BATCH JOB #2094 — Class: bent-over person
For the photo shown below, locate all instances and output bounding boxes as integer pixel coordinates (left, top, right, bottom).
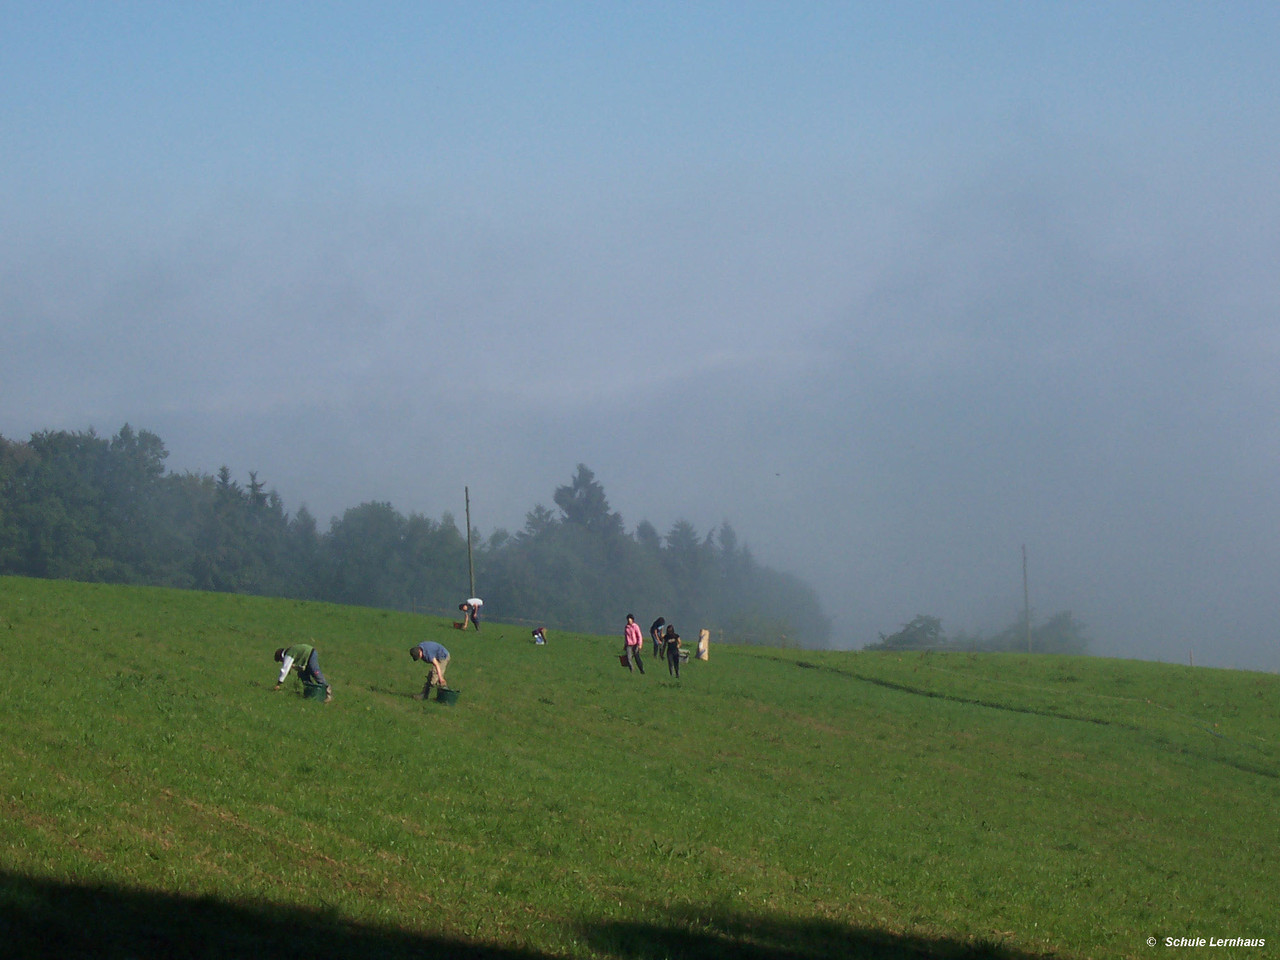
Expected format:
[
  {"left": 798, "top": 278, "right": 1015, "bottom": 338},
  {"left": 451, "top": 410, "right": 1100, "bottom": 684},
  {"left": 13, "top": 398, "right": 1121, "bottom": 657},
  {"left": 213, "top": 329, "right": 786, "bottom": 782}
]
[
  {"left": 273, "top": 643, "right": 332, "bottom": 702},
  {"left": 411, "top": 640, "right": 451, "bottom": 698}
]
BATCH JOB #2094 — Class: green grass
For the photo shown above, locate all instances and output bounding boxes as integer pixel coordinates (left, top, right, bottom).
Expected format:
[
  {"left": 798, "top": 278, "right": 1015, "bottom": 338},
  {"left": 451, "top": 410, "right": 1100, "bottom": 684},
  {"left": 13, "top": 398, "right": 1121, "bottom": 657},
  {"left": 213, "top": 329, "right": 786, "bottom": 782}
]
[{"left": 1, "top": 576, "right": 1277, "bottom": 959}]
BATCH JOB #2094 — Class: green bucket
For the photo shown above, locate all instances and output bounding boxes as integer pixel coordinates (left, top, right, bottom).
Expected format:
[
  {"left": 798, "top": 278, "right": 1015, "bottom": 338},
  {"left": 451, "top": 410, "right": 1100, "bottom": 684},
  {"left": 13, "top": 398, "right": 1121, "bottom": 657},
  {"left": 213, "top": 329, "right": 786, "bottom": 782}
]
[
  {"left": 303, "top": 682, "right": 328, "bottom": 701},
  {"left": 435, "top": 687, "right": 461, "bottom": 706}
]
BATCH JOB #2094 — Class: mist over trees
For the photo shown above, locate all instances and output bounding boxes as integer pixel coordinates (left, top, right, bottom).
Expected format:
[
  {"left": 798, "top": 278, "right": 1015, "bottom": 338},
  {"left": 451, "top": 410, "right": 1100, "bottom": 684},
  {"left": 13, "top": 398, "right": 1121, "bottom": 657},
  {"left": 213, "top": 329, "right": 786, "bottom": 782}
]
[
  {"left": 0, "top": 428, "right": 830, "bottom": 646},
  {"left": 868, "top": 611, "right": 1090, "bottom": 654}
]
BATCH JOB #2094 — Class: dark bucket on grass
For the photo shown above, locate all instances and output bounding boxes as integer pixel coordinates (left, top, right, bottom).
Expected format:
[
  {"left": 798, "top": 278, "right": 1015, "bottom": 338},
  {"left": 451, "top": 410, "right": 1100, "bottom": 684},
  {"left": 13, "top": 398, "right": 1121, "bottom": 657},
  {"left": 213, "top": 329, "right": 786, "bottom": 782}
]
[
  {"left": 435, "top": 687, "right": 460, "bottom": 706},
  {"left": 303, "top": 682, "right": 328, "bottom": 701}
]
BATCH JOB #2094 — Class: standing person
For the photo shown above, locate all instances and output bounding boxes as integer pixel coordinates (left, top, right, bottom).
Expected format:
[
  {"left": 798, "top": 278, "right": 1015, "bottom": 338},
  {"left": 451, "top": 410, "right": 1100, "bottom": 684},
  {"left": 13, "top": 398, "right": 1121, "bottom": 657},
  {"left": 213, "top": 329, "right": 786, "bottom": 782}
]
[
  {"left": 459, "top": 597, "right": 483, "bottom": 631},
  {"left": 622, "top": 614, "right": 645, "bottom": 673},
  {"left": 649, "top": 616, "right": 666, "bottom": 659},
  {"left": 410, "top": 640, "right": 450, "bottom": 698},
  {"left": 273, "top": 643, "right": 332, "bottom": 702},
  {"left": 663, "top": 625, "right": 683, "bottom": 678}
]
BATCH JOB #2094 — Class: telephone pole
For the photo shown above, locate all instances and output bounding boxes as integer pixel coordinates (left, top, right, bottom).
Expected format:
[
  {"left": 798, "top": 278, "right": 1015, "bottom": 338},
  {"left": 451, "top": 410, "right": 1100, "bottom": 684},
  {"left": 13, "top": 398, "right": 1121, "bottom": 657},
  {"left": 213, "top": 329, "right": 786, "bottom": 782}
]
[
  {"left": 1023, "top": 544, "right": 1031, "bottom": 653},
  {"left": 465, "top": 486, "right": 475, "bottom": 600}
]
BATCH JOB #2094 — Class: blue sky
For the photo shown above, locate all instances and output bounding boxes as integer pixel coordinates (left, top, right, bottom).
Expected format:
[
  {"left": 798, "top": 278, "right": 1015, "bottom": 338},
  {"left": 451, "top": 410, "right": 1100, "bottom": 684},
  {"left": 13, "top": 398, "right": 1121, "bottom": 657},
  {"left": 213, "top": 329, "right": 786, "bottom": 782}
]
[{"left": 4, "top": 3, "right": 1279, "bottom": 668}]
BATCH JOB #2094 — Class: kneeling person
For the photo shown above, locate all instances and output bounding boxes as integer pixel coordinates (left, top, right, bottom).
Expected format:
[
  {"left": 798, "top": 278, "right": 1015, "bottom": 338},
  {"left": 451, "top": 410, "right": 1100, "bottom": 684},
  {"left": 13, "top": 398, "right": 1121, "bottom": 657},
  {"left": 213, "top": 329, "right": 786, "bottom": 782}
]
[{"left": 273, "top": 643, "right": 332, "bottom": 702}]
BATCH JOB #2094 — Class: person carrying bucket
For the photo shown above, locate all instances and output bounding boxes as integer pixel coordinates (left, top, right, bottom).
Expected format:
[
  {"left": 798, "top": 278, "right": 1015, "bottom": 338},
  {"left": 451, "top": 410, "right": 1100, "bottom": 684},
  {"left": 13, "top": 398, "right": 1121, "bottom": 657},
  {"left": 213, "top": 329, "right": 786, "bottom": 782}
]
[
  {"left": 622, "top": 614, "right": 645, "bottom": 673},
  {"left": 273, "top": 643, "right": 332, "bottom": 702},
  {"left": 411, "top": 640, "right": 451, "bottom": 698}
]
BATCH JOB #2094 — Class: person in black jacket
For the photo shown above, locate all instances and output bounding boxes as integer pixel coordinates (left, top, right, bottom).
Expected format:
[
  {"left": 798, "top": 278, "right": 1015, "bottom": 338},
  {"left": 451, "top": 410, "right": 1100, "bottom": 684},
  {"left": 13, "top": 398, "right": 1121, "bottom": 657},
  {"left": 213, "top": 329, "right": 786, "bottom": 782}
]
[{"left": 663, "top": 625, "right": 682, "bottom": 678}]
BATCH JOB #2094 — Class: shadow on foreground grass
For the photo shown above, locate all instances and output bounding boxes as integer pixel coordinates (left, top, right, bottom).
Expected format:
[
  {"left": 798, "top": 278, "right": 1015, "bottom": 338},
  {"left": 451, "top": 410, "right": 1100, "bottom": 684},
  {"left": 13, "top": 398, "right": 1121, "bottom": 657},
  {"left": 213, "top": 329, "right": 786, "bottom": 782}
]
[
  {"left": 0, "top": 871, "right": 539, "bottom": 960},
  {"left": 0, "top": 871, "right": 1050, "bottom": 960},
  {"left": 582, "top": 907, "right": 1049, "bottom": 960}
]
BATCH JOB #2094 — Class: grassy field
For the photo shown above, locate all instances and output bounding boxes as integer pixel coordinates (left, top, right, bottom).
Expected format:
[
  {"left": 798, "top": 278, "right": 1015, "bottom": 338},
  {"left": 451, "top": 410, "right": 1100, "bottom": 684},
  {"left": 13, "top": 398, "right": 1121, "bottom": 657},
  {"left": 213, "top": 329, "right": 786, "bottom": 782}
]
[{"left": 1, "top": 576, "right": 1277, "bottom": 959}]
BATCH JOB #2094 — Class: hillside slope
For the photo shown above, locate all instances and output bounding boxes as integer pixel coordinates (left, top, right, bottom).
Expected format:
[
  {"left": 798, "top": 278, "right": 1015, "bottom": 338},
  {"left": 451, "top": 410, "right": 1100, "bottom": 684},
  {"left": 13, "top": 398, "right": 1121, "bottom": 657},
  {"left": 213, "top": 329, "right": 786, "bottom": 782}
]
[{"left": 1, "top": 576, "right": 1276, "bottom": 959}]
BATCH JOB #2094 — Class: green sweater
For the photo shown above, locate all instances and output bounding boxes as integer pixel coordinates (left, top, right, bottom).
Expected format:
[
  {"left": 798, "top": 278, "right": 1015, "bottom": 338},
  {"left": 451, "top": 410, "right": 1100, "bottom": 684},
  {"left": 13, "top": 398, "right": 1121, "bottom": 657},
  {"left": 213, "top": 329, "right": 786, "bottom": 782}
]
[{"left": 283, "top": 644, "right": 314, "bottom": 675}]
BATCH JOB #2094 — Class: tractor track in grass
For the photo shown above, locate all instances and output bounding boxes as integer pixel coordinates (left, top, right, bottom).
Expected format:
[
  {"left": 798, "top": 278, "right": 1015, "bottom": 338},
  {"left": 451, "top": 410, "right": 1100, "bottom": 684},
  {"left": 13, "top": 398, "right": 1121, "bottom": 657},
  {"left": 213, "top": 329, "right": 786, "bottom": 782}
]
[{"left": 770, "top": 655, "right": 1280, "bottom": 780}]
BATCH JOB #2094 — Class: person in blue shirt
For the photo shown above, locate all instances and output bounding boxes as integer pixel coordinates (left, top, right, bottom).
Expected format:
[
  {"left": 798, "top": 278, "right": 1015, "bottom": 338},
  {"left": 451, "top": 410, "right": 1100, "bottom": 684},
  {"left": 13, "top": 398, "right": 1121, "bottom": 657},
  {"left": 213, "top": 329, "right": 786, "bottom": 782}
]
[{"left": 411, "top": 640, "right": 450, "bottom": 699}]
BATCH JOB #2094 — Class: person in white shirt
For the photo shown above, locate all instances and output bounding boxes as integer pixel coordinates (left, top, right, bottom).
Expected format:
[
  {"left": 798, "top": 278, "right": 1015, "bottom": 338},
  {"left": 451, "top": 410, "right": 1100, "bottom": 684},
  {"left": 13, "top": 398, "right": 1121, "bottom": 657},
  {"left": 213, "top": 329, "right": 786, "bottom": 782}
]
[{"left": 458, "top": 597, "right": 483, "bottom": 631}]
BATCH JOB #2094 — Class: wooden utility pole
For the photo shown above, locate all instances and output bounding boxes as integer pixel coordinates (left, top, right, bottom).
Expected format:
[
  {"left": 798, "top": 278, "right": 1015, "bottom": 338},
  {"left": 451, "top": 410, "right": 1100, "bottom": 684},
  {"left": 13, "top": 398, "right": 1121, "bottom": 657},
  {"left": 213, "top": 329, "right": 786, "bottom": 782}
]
[
  {"left": 1023, "top": 544, "right": 1031, "bottom": 653},
  {"left": 465, "top": 486, "right": 475, "bottom": 599}
]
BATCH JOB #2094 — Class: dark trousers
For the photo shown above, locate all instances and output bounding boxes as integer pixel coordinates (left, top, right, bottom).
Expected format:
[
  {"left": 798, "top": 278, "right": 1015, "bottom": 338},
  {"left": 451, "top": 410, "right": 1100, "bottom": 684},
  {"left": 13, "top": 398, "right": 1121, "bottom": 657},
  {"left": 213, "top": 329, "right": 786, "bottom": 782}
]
[
  {"left": 666, "top": 647, "right": 681, "bottom": 677},
  {"left": 301, "top": 650, "right": 328, "bottom": 687},
  {"left": 626, "top": 646, "right": 645, "bottom": 673}
]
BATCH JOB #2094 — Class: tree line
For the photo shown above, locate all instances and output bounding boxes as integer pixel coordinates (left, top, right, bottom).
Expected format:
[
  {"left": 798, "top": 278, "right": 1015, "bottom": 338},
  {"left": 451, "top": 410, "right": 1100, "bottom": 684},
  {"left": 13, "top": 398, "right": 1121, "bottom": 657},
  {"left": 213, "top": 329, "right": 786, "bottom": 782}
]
[{"left": 0, "top": 426, "right": 831, "bottom": 646}]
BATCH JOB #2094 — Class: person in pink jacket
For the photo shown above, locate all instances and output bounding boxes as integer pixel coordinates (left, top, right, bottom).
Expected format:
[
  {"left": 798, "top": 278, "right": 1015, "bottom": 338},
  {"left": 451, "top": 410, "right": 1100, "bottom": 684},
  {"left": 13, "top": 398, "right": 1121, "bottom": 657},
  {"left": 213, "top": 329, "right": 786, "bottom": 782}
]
[{"left": 622, "top": 613, "right": 645, "bottom": 674}]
